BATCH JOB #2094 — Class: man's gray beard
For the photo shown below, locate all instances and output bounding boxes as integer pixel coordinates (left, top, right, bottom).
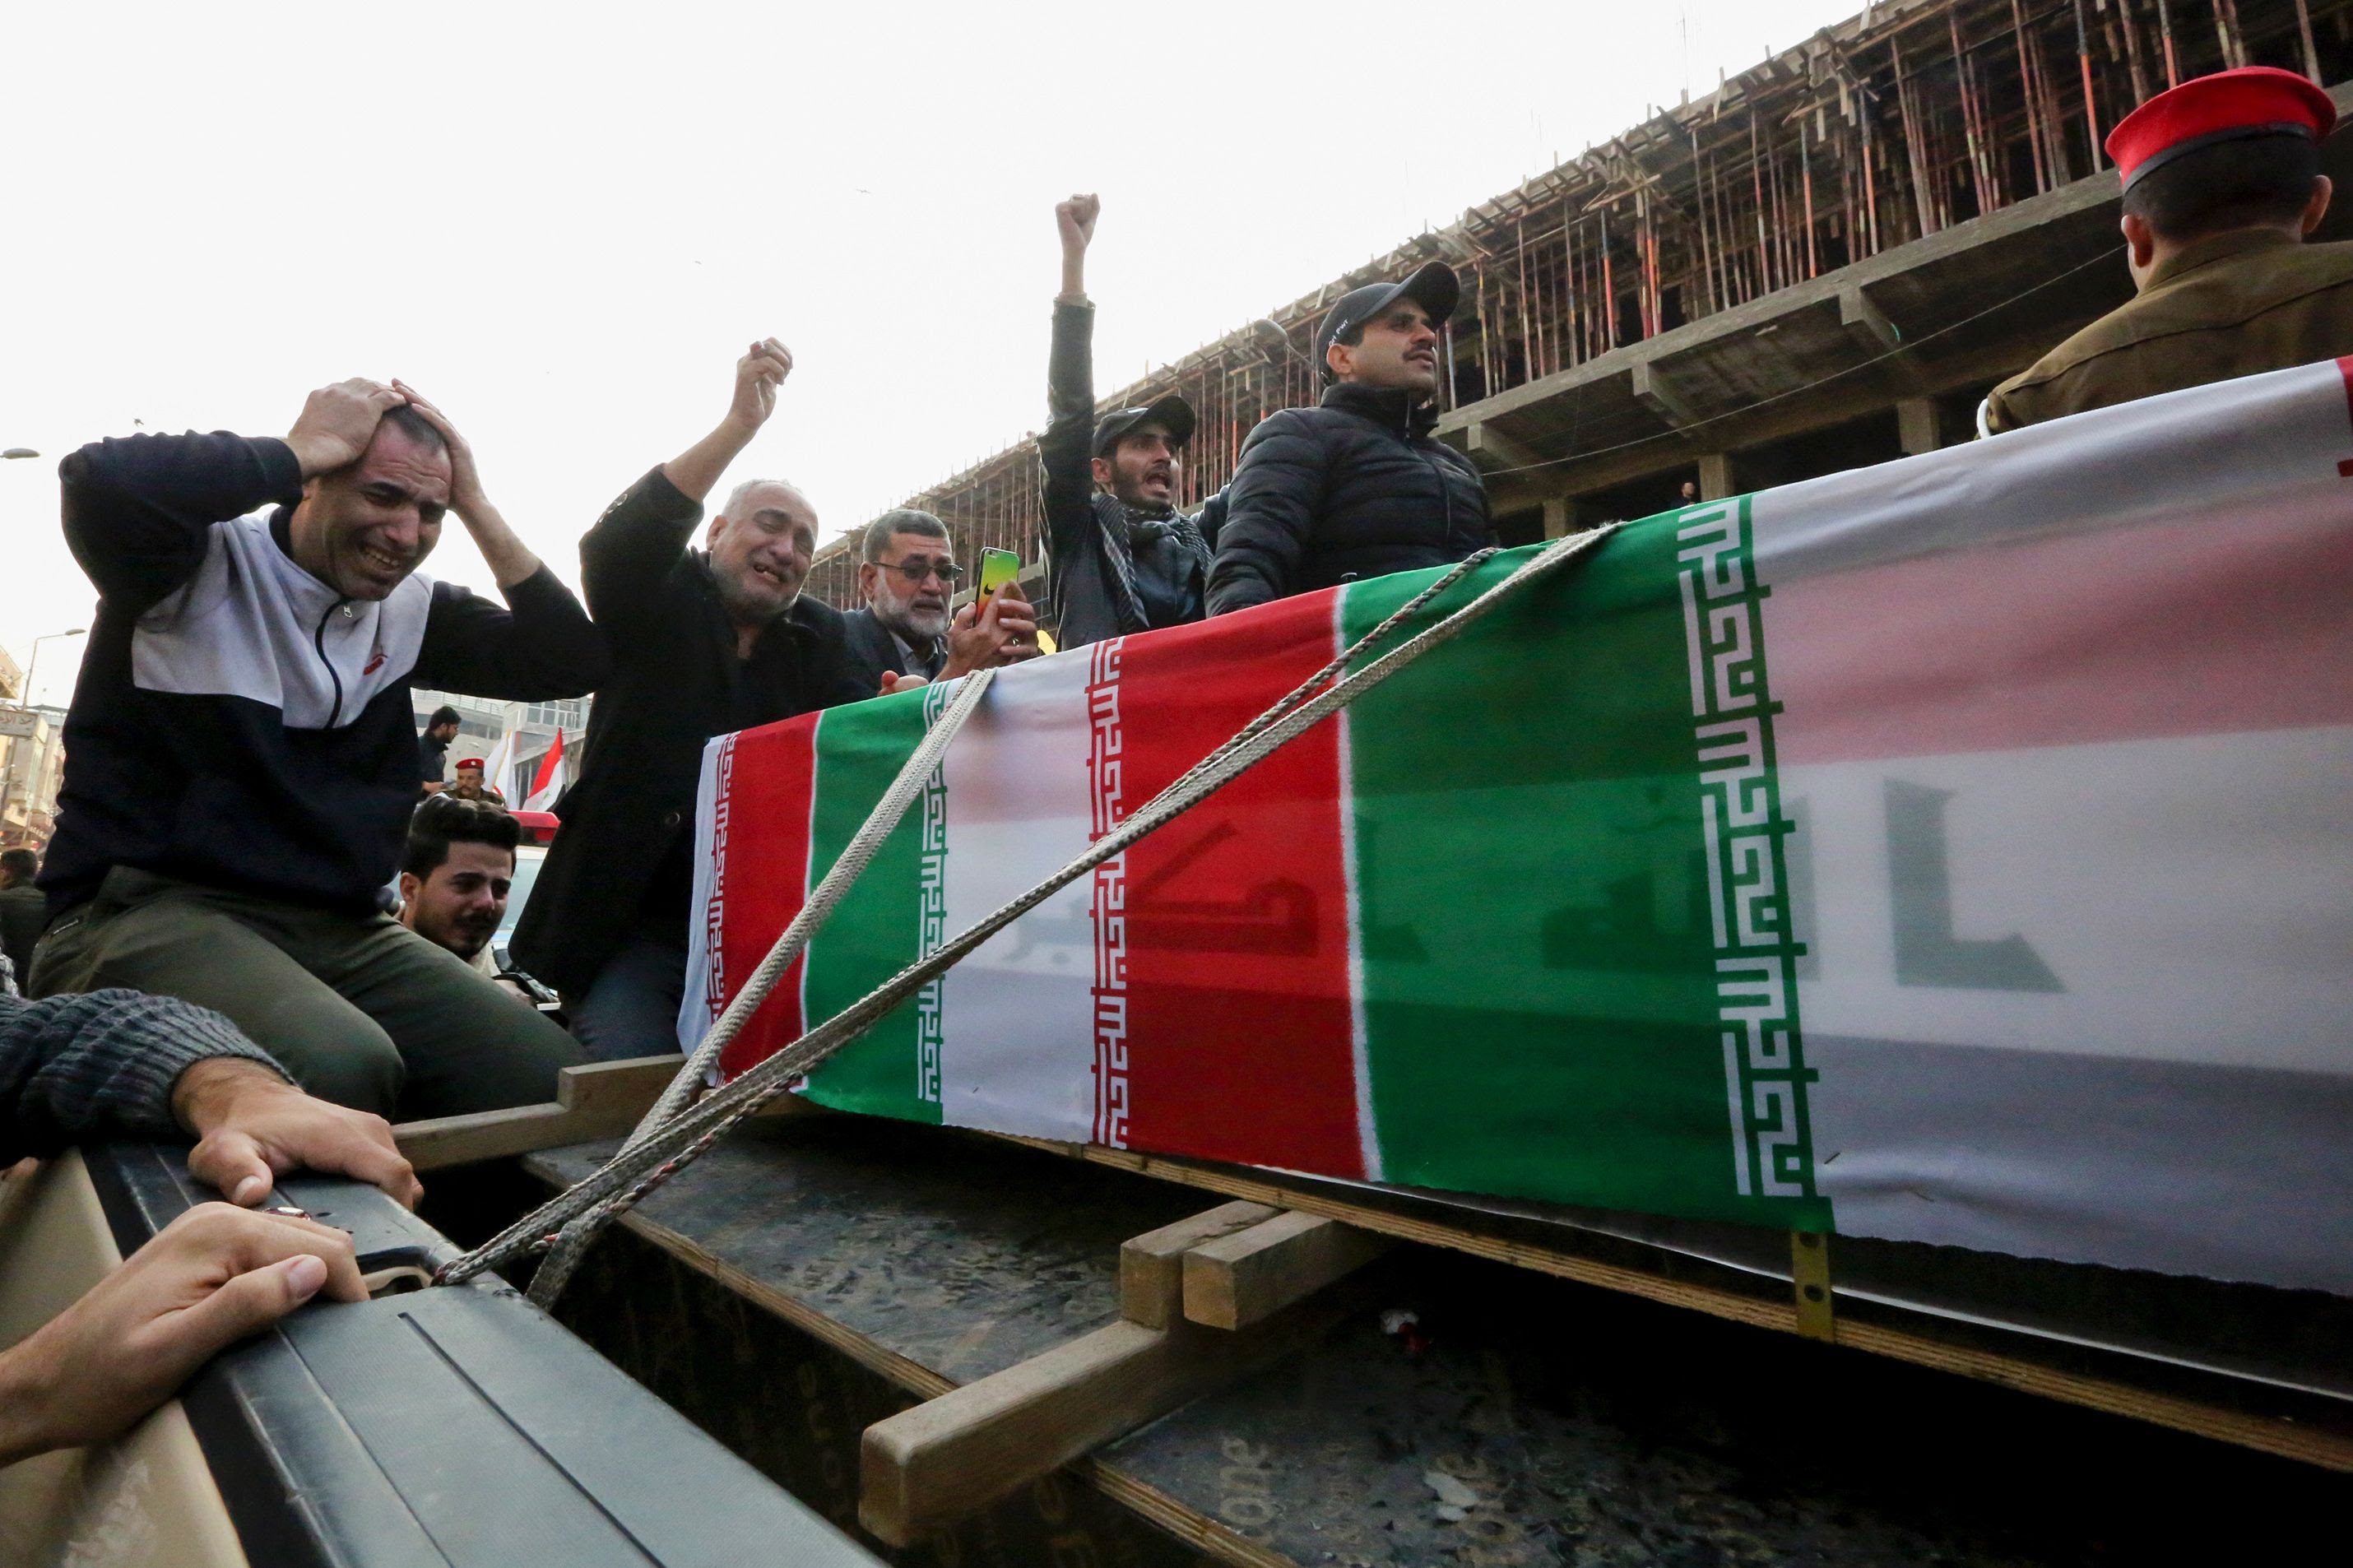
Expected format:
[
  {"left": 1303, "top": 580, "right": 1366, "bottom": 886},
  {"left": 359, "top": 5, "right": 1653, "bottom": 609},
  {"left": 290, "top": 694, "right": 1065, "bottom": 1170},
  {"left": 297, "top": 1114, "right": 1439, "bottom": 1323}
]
[
  {"left": 713, "top": 566, "right": 797, "bottom": 628},
  {"left": 879, "top": 604, "right": 949, "bottom": 643},
  {"left": 874, "top": 587, "right": 948, "bottom": 645}
]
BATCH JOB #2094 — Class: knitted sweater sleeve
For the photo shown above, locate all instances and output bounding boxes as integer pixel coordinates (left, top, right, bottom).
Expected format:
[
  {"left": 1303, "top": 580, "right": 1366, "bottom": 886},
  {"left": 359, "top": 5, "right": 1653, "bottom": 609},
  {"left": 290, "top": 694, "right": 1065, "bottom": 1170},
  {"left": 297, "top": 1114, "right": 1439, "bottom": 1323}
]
[{"left": 0, "top": 990, "right": 285, "bottom": 1162}]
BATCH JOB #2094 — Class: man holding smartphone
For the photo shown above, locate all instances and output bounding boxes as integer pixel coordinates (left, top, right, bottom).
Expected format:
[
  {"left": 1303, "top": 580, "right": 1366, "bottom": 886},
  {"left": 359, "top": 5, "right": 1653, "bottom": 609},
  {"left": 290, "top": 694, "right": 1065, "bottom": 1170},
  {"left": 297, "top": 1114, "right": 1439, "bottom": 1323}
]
[
  {"left": 840, "top": 511, "right": 1037, "bottom": 694},
  {"left": 1042, "top": 195, "right": 1220, "bottom": 650}
]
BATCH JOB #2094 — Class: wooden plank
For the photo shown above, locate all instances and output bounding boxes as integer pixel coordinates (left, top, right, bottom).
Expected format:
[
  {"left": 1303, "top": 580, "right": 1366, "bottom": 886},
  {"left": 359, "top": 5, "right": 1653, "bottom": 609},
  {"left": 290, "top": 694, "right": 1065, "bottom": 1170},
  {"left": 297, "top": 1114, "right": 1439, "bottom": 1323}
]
[
  {"left": 996, "top": 1130, "right": 2353, "bottom": 1474},
  {"left": 397, "top": 1055, "right": 810, "bottom": 1171},
  {"left": 1120, "top": 1201, "right": 1279, "bottom": 1329},
  {"left": 1182, "top": 1211, "right": 1392, "bottom": 1330},
  {"left": 860, "top": 1310, "right": 1323, "bottom": 1547},
  {"left": 559, "top": 1193, "right": 1293, "bottom": 1568},
  {"left": 545, "top": 1132, "right": 2351, "bottom": 1568}
]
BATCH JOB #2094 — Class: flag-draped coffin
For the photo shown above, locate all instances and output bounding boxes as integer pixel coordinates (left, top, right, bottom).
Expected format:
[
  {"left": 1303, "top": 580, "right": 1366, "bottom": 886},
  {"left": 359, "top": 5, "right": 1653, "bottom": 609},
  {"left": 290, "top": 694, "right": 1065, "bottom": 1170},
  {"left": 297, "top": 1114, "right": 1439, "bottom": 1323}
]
[{"left": 684, "top": 360, "right": 2353, "bottom": 1297}]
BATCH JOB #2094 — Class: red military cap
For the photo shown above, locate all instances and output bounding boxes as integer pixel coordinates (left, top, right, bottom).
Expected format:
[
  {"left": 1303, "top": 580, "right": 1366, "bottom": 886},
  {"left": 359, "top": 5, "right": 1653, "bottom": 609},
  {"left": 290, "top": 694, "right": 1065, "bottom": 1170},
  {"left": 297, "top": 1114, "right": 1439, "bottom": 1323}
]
[
  {"left": 2108, "top": 66, "right": 2337, "bottom": 191},
  {"left": 457, "top": 756, "right": 485, "bottom": 769}
]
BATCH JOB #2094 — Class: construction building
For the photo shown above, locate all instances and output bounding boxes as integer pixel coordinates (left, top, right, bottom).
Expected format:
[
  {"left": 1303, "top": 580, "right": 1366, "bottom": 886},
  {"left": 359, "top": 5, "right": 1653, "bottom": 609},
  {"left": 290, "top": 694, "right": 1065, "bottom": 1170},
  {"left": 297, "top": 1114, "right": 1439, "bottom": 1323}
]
[{"left": 805, "top": 0, "right": 2353, "bottom": 613}]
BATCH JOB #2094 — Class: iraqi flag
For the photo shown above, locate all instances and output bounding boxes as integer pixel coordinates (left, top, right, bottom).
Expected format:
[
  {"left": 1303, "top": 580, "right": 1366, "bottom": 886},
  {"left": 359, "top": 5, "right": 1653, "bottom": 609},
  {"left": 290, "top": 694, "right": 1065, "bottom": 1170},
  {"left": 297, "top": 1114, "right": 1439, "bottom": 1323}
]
[
  {"left": 682, "top": 360, "right": 2353, "bottom": 1297},
  {"left": 524, "top": 729, "right": 567, "bottom": 811}
]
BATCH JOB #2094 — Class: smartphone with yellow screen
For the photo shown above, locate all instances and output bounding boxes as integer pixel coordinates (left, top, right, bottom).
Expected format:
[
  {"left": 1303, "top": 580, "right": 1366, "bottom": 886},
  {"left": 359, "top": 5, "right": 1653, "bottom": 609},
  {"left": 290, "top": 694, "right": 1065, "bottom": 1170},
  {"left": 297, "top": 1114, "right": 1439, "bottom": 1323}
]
[{"left": 976, "top": 547, "right": 1021, "bottom": 609}]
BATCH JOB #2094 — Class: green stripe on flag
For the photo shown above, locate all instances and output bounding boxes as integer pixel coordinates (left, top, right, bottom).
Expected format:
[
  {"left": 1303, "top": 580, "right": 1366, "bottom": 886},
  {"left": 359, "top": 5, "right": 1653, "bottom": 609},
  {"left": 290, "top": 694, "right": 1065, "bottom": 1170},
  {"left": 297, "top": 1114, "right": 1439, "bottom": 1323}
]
[
  {"left": 796, "top": 688, "right": 943, "bottom": 1125},
  {"left": 1342, "top": 513, "right": 1826, "bottom": 1228}
]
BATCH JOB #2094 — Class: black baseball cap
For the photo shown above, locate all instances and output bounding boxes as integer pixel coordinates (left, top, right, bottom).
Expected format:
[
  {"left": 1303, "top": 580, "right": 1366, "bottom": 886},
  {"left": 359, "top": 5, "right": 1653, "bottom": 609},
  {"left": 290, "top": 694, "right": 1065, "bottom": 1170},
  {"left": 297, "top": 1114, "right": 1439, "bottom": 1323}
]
[
  {"left": 1093, "top": 393, "right": 1196, "bottom": 457},
  {"left": 1313, "top": 261, "right": 1461, "bottom": 380}
]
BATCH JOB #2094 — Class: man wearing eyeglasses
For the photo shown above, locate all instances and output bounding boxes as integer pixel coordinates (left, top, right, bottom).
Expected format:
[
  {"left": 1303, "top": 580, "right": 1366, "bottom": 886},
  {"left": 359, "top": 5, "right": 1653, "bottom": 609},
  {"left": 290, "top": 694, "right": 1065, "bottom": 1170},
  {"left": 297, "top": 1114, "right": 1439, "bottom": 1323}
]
[{"left": 840, "top": 509, "right": 1037, "bottom": 694}]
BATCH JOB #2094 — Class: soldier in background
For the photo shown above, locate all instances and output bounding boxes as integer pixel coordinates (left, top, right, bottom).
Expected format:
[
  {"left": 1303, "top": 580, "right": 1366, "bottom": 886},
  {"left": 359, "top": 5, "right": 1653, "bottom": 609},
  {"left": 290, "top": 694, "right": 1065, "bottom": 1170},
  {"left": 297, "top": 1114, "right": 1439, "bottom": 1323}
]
[
  {"left": 447, "top": 756, "right": 507, "bottom": 805},
  {"left": 1984, "top": 67, "right": 2352, "bottom": 434}
]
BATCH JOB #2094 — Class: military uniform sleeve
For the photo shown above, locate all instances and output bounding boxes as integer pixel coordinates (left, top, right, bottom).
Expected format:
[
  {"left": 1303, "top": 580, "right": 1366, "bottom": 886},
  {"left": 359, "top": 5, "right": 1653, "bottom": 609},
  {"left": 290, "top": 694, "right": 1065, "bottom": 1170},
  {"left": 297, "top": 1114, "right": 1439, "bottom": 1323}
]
[{"left": 1979, "top": 378, "right": 2029, "bottom": 436}]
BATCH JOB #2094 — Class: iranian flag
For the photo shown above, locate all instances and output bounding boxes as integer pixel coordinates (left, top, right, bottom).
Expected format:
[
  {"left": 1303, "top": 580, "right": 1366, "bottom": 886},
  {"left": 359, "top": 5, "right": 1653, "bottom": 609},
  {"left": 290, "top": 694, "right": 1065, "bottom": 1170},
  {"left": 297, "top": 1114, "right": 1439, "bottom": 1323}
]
[{"left": 683, "top": 360, "right": 2353, "bottom": 1297}]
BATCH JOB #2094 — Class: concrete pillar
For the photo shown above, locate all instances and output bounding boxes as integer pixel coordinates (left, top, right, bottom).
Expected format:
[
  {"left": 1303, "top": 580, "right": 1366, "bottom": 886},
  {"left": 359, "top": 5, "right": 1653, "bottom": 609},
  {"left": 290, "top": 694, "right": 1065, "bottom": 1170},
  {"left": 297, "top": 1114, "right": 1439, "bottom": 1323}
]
[
  {"left": 1697, "top": 453, "right": 1737, "bottom": 501},
  {"left": 1541, "top": 498, "right": 1578, "bottom": 540},
  {"left": 1897, "top": 397, "right": 1942, "bottom": 456}
]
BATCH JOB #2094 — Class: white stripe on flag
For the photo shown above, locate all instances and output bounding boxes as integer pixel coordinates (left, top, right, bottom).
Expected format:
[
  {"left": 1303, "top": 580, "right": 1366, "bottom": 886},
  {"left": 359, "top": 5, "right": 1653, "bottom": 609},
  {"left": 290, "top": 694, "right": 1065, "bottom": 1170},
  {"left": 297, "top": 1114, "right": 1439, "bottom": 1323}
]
[
  {"left": 676, "top": 735, "right": 728, "bottom": 1057},
  {"left": 938, "top": 656, "right": 1102, "bottom": 1140},
  {"left": 1330, "top": 589, "right": 1382, "bottom": 1182},
  {"left": 1786, "top": 724, "right": 2353, "bottom": 1073}
]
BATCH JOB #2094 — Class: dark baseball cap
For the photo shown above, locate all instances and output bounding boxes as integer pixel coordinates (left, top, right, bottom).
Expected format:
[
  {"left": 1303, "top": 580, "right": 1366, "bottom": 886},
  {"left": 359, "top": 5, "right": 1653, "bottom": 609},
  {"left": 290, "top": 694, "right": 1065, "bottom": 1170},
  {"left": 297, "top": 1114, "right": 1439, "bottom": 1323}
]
[
  {"left": 1313, "top": 261, "right": 1461, "bottom": 379},
  {"left": 1093, "top": 393, "right": 1196, "bottom": 457}
]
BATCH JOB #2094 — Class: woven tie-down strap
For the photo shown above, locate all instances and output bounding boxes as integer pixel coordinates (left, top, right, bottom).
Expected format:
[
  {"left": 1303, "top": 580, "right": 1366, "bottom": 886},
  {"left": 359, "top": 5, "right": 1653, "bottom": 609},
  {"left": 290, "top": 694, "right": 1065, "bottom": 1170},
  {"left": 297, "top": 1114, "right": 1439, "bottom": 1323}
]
[
  {"left": 521, "top": 665, "right": 1002, "bottom": 1303},
  {"left": 434, "top": 525, "right": 1619, "bottom": 1302}
]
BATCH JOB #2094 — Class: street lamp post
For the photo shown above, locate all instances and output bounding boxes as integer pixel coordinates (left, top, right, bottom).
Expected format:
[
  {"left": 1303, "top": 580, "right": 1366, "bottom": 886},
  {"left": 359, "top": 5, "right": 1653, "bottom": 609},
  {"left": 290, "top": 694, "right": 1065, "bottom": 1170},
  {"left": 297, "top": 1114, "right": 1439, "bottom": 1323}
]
[{"left": 21, "top": 628, "right": 86, "bottom": 709}]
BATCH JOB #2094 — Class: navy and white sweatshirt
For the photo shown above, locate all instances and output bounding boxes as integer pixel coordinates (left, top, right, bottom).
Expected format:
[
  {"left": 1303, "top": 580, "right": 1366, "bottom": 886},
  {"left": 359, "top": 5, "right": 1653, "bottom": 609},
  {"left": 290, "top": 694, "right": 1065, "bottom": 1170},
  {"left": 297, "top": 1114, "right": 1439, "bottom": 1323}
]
[{"left": 41, "top": 431, "right": 610, "bottom": 919}]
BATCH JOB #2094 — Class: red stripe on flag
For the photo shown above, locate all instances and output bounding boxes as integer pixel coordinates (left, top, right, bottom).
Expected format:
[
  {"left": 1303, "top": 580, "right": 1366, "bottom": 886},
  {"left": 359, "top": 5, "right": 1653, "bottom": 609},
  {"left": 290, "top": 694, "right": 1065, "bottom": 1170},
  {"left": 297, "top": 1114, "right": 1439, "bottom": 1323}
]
[
  {"left": 2335, "top": 355, "right": 2353, "bottom": 477},
  {"left": 1768, "top": 508, "right": 2353, "bottom": 764},
  {"left": 1107, "top": 591, "right": 1366, "bottom": 1177},
  {"left": 711, "top": 717, "right": 816, "bottom": 1079}
]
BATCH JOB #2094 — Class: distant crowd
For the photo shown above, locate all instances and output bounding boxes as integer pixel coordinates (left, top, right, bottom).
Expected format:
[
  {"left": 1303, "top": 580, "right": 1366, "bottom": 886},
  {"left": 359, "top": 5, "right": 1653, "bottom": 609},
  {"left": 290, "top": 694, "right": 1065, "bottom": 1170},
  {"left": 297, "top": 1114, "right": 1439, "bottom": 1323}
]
[{"left": 2, "top": 65, "right": 2349, "bottom": 1465}]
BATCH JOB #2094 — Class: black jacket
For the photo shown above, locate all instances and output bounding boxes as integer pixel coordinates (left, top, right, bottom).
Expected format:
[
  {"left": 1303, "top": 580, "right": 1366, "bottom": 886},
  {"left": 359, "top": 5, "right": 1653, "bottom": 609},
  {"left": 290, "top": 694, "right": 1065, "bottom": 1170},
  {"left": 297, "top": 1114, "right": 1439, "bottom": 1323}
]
[
  {"left": 1, "top": 885, "right": 45, "bottom": 989},
  {"left": 417, "top": 730, "right": 448, "bottom": 789},
  {"left": 1042, "top": 301, "right": 1215, "bottom": 648},
  {"left": 44, "top": 431, "right": 607, "bottom": 919},
  {"left": 510, "top": 468, "right": 870, "bottom": 996},
  {"left": 838, "top": 605, "right": 940, "bottom": 693},
  {"left": 1206, "top": 384, "right": 1492, "bottom": 615}
]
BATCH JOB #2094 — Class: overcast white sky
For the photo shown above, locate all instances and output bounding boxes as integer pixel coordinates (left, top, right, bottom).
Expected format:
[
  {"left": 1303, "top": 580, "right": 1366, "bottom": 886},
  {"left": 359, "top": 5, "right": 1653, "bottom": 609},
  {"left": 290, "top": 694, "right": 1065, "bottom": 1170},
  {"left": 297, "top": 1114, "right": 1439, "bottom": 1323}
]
[{"left": 1, "top": 0, "right": 1855, "bottom": 705}]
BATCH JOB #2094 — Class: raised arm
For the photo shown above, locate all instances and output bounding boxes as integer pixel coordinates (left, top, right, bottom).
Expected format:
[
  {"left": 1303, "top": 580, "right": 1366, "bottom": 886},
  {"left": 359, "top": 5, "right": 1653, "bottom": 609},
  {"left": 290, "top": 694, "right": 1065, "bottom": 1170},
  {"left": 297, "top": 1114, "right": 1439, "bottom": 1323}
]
[
  {"left": 666, "top": 339, "right": 791, "bottom": 503},
  {"left": 57, "top": 380, "right": 398, "bottom": 611},
  {"left": 1207, "top": 412, "right": 1328, "bottom": 615},
  {"left": 1040, "top": 196, "right": 1102, "bottom": 580},
  {"left": 580, "top": 341, "right": 791, "bottom": 630}
]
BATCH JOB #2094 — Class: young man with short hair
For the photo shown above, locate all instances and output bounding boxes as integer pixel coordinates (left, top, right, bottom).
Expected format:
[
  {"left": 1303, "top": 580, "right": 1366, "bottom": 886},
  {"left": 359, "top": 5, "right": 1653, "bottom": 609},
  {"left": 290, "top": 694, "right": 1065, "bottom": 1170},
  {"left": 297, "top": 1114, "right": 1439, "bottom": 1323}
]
[
  {"left": 1209, "top": 261, "right": 1492, "bottom": 615},
  {"left": 399, "top": 795, "right": 519, "bottom": 972},
  {"left": 1042, "top": 195, "right": 1219, "bottom": 648},
  {"left": 418, "top": 704, "right": 461, "bottom": 795},
  {"left": 839, "top": 510, "right": 1038, "bottom": 694},
  {"left": 30, "top": 380, "right": 603, "bottom": 1119},
  {"left": 400, "top": 795, "right": 555, "bottom": 1009},
  {"left": 1984, "top": 67, "right": 2353, "bottom": 433}
]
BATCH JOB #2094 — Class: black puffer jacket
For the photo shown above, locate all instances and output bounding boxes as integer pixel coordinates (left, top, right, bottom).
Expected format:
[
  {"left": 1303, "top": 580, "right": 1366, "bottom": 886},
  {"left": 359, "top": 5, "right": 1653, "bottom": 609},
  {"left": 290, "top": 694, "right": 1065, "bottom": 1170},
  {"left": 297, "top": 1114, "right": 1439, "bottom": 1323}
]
[{"left": 1207, "top": 383, "right": 1492, "bottom": 615}]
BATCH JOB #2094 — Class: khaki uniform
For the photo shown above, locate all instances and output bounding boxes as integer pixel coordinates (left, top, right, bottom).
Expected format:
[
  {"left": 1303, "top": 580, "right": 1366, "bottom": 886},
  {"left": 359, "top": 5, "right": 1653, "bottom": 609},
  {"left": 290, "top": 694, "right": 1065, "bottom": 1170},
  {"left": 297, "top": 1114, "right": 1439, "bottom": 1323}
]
[{"left": 1984, "top": 230, "right": 2353, "bottom": 434}]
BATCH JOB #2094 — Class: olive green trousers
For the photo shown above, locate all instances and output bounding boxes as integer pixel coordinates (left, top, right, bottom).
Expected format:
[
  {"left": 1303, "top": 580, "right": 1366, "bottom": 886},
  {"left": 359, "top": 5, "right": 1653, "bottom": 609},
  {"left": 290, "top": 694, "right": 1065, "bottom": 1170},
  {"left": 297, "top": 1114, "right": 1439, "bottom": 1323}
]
[{"left": 32, "top": 867, "right": 582, "bottom": 1120}]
